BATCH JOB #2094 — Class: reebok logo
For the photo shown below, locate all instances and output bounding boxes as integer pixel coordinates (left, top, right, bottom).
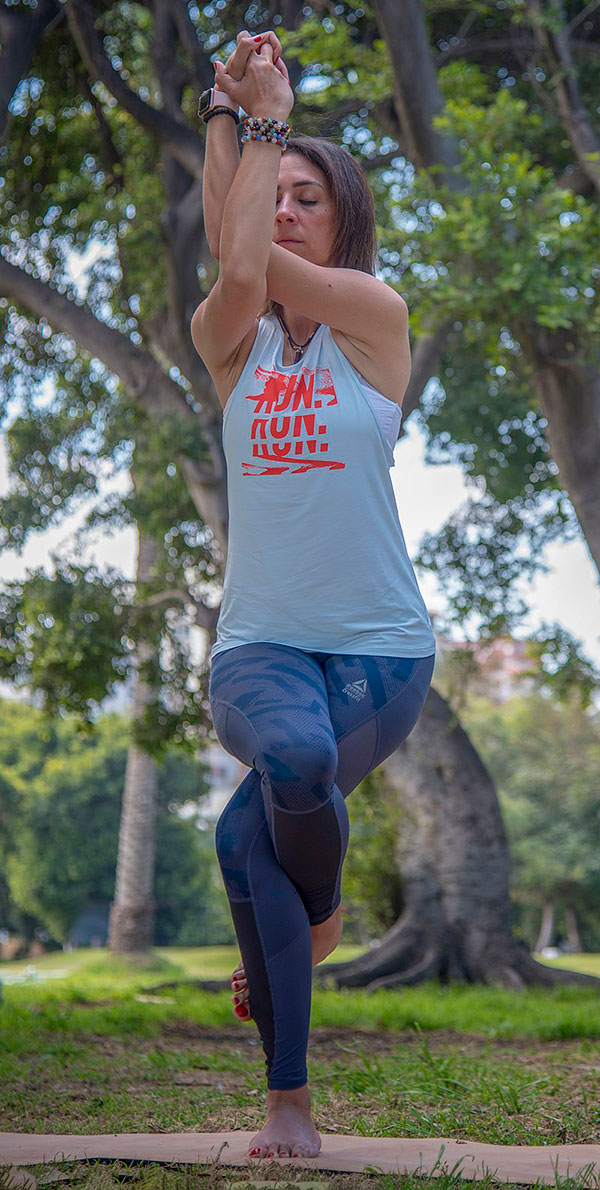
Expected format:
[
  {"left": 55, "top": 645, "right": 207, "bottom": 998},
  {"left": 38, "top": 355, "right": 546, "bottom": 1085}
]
[{"left": 342, "top": 679, "right": 368, "bottom": 702}]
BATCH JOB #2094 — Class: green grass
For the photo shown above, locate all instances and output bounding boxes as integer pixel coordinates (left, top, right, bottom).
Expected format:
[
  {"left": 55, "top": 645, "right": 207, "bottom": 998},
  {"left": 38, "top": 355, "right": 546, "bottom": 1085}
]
[{"left": 1, "top": 947, "right": 599, "bottom": 1190}]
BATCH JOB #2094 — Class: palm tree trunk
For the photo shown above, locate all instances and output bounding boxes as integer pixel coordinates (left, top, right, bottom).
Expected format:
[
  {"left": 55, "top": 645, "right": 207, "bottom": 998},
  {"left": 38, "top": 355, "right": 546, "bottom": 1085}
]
[
  {"left": 534, "top": 902, "right": 555, "bottom": 953},
  {"left": 107, "top": 530, "right": 159, "bottom": 954}
]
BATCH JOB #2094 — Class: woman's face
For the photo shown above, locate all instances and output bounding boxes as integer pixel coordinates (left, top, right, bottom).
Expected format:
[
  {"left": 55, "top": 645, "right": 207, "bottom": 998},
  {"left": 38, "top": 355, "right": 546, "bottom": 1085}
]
[{"left": 274, "top": 154, "right": 336, "bottom": 268}]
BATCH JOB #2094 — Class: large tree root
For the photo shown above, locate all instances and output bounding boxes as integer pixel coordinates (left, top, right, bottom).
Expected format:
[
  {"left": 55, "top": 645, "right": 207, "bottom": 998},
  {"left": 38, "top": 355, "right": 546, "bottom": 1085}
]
[{"left": 313, "top": 913, "right": 600, "bottom": 991}]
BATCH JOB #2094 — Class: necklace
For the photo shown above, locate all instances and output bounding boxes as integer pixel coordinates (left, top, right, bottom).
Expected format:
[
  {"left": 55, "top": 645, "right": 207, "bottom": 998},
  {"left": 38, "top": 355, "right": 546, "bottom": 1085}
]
[{"left": 276, "top": 310, "right": 321, "bottom": 365}]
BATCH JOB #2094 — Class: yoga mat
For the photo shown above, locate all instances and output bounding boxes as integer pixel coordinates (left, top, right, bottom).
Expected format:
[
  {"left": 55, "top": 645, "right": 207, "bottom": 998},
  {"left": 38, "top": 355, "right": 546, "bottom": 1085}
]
[{"left": 2, "top": 1132, "right": 599, "bottom": 1185}]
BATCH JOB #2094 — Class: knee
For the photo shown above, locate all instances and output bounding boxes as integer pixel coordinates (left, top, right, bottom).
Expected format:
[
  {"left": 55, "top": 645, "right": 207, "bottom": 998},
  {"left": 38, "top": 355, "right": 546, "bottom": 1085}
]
[{"left": 262, "top": 735, "right": 338, "bottom": 811}]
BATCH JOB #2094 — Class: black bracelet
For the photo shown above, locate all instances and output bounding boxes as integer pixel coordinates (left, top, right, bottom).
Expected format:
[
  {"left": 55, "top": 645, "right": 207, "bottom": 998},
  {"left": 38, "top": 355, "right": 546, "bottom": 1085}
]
[{"left": 203, "top": 107, "right": 240, "bottom": 125}]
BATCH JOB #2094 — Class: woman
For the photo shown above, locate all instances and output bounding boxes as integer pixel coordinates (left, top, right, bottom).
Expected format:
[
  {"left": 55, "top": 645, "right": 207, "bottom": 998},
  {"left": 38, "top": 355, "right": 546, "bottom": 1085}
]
[{"left": 190, "top": 31, "right": 436, "bottom": 1162}]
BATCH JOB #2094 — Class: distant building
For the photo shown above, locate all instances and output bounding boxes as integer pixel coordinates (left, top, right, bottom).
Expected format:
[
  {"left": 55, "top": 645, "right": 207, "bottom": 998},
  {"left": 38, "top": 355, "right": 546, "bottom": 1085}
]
[
  {"left": 471, "top": 636, "right": 537, "bottom": 702},
  {"left": 429, "top": 610, "right": 537, "bottom": 703}
]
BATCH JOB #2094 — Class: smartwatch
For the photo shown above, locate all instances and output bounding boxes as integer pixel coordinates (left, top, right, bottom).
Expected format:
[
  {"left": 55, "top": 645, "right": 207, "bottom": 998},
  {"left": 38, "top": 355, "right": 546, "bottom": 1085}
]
[{"left": 198, "top": 87, "right": 241, "bottom": 123}]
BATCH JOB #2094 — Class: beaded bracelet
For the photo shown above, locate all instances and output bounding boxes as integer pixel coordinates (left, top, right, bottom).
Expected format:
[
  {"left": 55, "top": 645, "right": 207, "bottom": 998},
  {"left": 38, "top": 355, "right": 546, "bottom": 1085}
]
[
  {"left": 241, "top": 115, "right": 290, "bottom": 151},
  {"left": 241, "top": 115, "right": 290, "bottom": 150},
  {"left": 204, "top": 106, "right": 240, "bottom": 125}
]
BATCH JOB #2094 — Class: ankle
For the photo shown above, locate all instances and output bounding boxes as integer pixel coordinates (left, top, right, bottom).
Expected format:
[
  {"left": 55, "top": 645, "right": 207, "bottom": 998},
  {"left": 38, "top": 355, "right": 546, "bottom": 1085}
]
[{"left": 267, "top": 1084, "right": 311, "bottom": 1111}]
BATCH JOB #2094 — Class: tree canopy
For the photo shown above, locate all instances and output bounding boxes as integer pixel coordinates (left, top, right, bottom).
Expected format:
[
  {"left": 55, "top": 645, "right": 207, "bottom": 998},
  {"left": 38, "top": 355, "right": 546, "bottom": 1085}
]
[{"left": 1, "top": 2, "right": 598, "bottom": 748}]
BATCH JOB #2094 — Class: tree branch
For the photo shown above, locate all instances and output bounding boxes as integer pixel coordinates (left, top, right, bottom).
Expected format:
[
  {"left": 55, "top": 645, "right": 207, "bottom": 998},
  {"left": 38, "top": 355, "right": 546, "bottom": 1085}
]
[
  {"left": 400, "top": 321, "right": 453, "bottom": 427},
  {"left": 565, "top": 0, "right": 600, "bottom": 38},
  {"left": 140, "top": 586, "right": 219, "bottom": 632},
  {"left": 170, "top": 0, "right": 215, "bottom": 94},
  {"left": 362, "top": 148, "right": 404, "bottom": 172},
  {"left": 65, "top": 0, "right": 203, "bottom": 178},
  {"left": 527, "top": 0, "right": 600, "bottom": 196},
  {"left": 0, "top": 251, "right": 221, "bottom": 449},
  {"left": 370, "top": 0, "right": 464, "bottom": 187},
  {"left": 0, "top": 0, "right": 64, "bottom": 144},
  {"left": 435, "top": 31, "right": 600, "bottom": 68}
]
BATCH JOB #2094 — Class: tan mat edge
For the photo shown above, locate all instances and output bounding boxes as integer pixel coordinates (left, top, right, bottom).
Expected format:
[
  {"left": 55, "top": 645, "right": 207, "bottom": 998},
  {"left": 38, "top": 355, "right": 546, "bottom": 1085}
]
[{"left": 1, "top": 1133, "right": 600, "bottom": 1185}]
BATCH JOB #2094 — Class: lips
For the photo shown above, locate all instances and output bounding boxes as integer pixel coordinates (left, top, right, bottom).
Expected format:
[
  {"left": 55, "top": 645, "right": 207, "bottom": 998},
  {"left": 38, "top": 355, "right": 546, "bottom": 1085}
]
[{"left": 278, "top": 238, "right": 302, "bottom": 244}]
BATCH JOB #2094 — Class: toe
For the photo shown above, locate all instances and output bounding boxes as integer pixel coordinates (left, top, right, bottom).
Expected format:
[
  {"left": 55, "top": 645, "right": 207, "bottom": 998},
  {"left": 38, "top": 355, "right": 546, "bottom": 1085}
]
[{"left": 234, "top": 1002, "right": 252, "bottom": 1020}]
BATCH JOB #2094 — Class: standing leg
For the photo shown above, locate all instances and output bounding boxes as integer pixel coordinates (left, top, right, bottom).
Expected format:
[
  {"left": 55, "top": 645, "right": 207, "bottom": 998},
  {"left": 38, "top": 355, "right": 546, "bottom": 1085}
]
[
  {"left": 208, "top": 645, "right": 434, "bottom": 1158},
  {"left": 214, "top": 766, "right": 313, "bottom": 1089},
  {"left": 209, "top": 642, "right": 349, "bottom": 1094}
]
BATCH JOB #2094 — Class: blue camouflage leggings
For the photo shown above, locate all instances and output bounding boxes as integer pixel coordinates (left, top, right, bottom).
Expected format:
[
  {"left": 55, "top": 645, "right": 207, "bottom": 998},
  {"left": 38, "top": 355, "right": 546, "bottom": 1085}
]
[{"left": 209, "top": 641, "right": 435, "bottom": 1089}]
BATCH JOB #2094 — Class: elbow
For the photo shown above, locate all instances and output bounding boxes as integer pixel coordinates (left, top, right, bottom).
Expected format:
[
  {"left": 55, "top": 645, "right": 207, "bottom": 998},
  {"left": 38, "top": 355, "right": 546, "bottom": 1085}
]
[{"left": 217, "top": 267, "right": 267, "bottom": 301}]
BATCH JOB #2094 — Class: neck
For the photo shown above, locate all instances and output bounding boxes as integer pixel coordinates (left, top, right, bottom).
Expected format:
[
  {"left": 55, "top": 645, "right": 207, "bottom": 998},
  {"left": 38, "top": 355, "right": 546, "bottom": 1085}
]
[{"left": 277, "top": 307, "right": 320, "bottom": 346}]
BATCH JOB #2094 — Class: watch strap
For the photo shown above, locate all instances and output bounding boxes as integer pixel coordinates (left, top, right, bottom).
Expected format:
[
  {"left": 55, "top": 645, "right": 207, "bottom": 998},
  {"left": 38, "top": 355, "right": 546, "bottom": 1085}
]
[{"left": 212, "top": 88, "right": 238, "bottom": 111}]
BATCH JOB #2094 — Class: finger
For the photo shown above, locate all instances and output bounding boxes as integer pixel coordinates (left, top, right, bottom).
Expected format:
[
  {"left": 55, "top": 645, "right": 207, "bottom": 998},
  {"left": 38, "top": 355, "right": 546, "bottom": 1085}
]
[
  {"left": 227, "top": 39, "right": 261, "bottom": 78},
  {"left": 253, "top": 31, "right": 282, "bottom": 62},
  {"left": 213, "top": 60, "right": 237, "bottom": 98},
  {"left": 273, "top": 55, "right": 290, "bottom": 83}
]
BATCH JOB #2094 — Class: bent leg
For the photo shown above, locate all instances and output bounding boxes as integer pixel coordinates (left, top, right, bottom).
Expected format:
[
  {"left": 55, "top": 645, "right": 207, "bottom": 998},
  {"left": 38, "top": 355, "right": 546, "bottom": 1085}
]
[
  {"left": 323, "top": 652, "right": 436, "bottom": 798},
  {"left": 210, "top": 642, "right": 350, "bottom": 925}
]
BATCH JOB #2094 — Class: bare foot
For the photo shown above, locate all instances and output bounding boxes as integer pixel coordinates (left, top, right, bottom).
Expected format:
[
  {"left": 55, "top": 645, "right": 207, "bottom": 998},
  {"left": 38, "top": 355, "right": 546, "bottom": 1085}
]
[
  {"left": 231, "top": 905, "right": 343, "bottom": 1021},
  {"left": 248, "top": 1083, "right": 321, "bottom": 1158}
]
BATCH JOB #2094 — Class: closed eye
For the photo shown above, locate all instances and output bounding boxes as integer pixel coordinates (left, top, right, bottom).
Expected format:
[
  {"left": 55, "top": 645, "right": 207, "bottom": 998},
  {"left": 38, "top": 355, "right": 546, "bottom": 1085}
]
[{"left": 275, "top": 199, "right": 317, "bottom": 205}]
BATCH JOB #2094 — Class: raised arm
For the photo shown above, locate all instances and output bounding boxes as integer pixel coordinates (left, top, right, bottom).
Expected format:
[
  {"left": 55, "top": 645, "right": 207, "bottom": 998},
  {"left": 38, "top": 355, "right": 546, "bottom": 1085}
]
[
  {"left": 203, "top": 113, "right": 240, "bottom": 260},
  {"left": 211, "top": 43, "right": 293, "bottom": 283},
  {"left": 190, "top": 40, "right": 293, "bottom": 384},
  {"left": 202, "top": 31, "right": 287, "bottom": 260}
]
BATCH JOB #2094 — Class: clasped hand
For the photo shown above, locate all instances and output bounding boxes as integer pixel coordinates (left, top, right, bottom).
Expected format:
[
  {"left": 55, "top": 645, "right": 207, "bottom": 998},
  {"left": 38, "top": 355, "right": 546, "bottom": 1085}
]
[{"left": 214, "top": 30, "right": 294, "bottom": 120}]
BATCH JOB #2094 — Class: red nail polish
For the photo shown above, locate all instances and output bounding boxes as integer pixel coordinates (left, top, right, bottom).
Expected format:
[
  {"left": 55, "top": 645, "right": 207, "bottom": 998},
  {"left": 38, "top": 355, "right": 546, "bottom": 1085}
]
[{"left": 253, "top": 35, "right": 262, "bottom": 40}]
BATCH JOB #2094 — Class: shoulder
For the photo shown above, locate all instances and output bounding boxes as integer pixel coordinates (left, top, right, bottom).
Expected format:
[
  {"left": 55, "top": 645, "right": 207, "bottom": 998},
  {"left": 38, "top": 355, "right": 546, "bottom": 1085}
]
[
  {"left": 325, "top": 277, "right": 410, "bottom": 409},
  {"left": 328, "top": 324, "right": 407, "bottom": 409}
]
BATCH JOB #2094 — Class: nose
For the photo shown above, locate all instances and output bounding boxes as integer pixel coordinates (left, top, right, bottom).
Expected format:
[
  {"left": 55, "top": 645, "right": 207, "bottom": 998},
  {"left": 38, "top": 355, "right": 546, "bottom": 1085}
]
[{"left": 275, "top": 198, "right": 297, "bottom": 225}]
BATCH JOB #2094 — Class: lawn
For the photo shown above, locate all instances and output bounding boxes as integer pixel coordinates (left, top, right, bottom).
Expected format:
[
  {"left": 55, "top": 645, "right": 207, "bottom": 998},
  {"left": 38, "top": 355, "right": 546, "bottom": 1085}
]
[{"left": 1, "top": 946, "right": 599, "bottom": 1190}]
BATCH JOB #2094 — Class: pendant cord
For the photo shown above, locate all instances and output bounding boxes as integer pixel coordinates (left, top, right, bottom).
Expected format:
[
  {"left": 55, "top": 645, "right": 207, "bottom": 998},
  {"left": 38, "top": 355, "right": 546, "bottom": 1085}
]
[{"left": 276, "top": 310, "right": 321, "bottom": 363}]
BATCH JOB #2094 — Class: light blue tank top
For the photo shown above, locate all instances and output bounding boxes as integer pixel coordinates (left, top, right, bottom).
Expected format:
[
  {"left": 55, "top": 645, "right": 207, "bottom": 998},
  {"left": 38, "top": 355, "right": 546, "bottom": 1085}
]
[{"left": 210, "top": 314, "right": 436, "bottom": 662}]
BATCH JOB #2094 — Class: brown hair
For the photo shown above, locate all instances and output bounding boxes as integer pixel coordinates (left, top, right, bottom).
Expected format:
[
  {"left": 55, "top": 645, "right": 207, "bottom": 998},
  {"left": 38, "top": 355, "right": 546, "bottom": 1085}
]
[{"left": 259, "top": 135, "right": 378, "bottom": 320}]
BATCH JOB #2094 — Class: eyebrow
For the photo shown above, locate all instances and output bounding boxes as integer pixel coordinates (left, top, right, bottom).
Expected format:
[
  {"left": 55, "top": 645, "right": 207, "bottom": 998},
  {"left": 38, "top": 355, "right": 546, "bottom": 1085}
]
[{"left": 275, "top": 180, "right": 326, "bottom": 190}]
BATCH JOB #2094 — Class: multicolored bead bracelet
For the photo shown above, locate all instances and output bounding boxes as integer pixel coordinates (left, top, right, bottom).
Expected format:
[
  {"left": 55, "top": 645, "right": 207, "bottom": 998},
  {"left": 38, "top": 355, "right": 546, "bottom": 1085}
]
[{"left": 241, "top": 115, "right": 290, "bottom": 151}]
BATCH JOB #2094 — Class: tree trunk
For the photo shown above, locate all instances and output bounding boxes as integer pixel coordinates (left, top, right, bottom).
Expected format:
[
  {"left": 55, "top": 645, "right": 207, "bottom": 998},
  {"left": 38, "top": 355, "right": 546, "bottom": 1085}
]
[
  {"left": 528, "top": 330, "right": 600, "bottom": 572},
  {"left": 535, "top": 902, "right": 555, "bottom": 952},
  {"left": 315, "top": 687, "right": 600, "bottom": 991},
  {"left": 107, "top": 531, "right": 160, "bottom": 954},
  {"left": 564, "top": 905, "right": 582, "bottom": 954}
]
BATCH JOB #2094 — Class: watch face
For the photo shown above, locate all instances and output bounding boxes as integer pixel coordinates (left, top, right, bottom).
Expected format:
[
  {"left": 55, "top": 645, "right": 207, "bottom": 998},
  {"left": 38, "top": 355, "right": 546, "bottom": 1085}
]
[{"left": 198, "top": 88, "right": 213, "bottom": 116}]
